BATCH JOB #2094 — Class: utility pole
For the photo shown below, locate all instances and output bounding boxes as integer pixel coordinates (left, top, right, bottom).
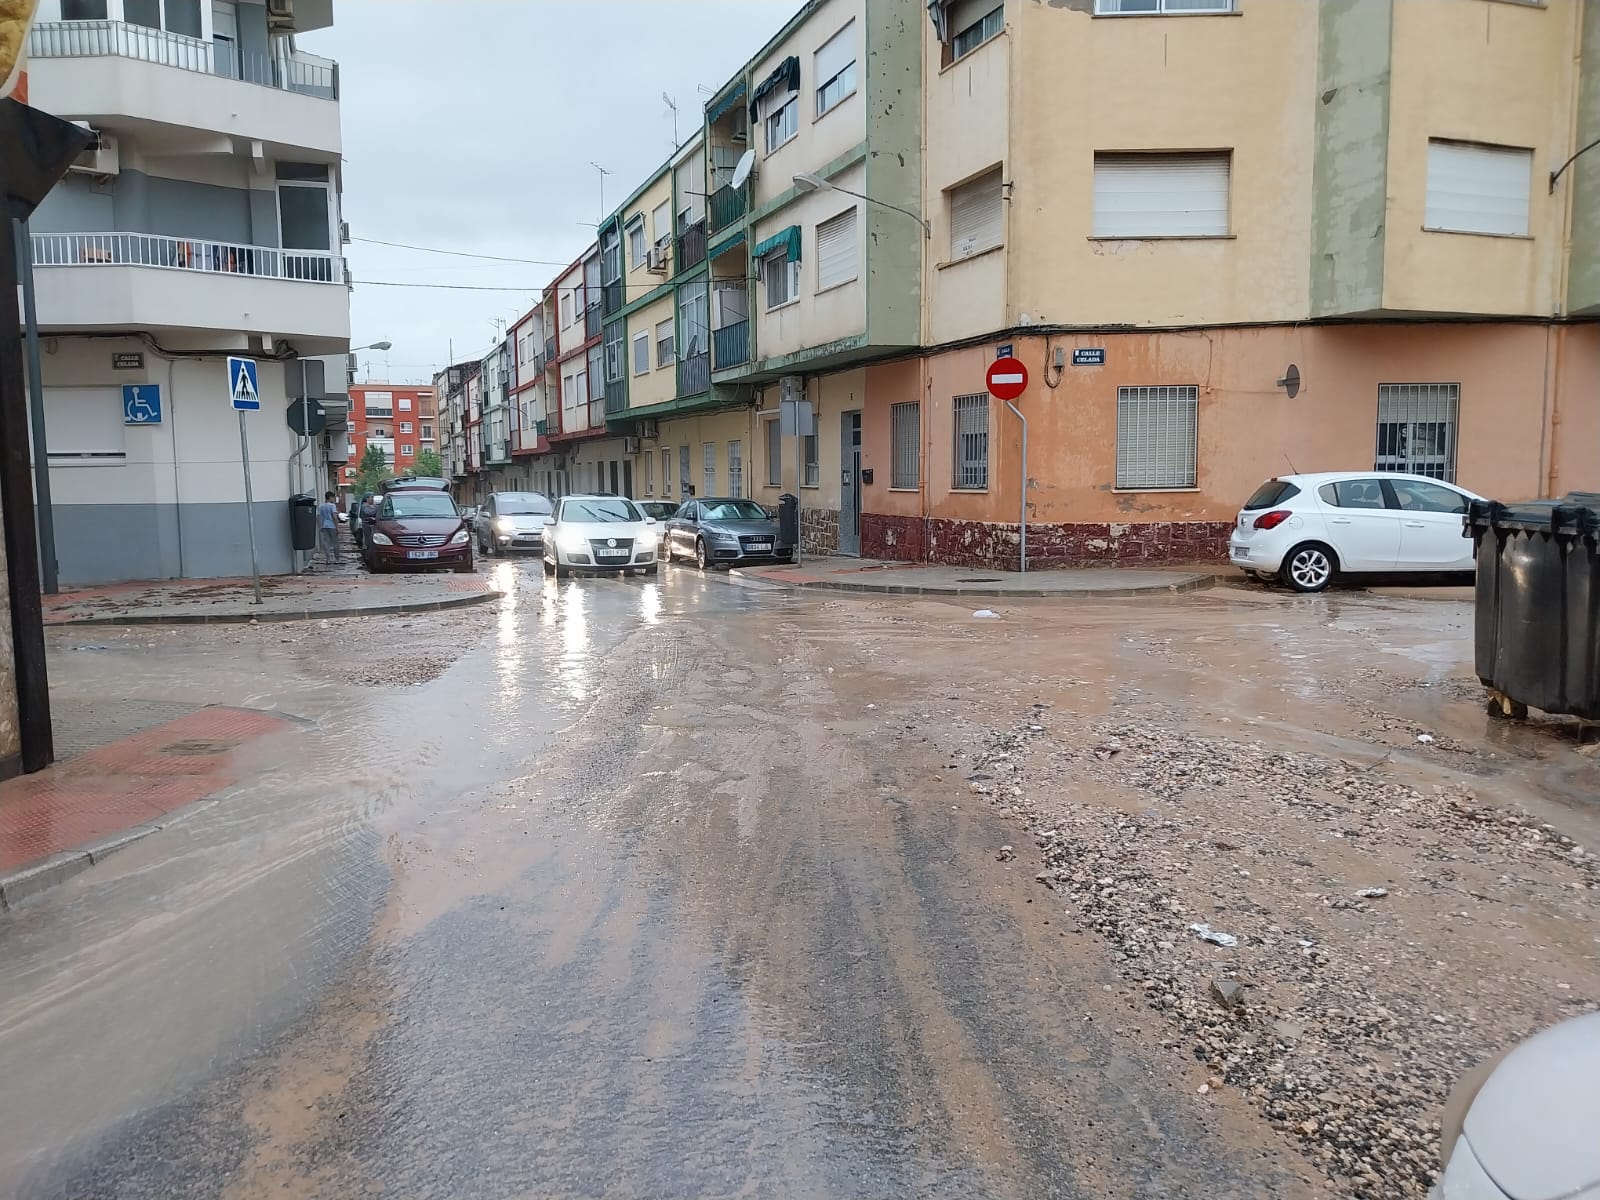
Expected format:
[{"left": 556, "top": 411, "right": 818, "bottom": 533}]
[{"left": 14, "top": 217, "right": 54, "bottom": 593}]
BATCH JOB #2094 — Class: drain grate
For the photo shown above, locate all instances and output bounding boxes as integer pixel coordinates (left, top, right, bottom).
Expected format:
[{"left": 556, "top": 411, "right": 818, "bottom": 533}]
[{"left": 958, "top": 577, "right": 1004, "bottom": 584}]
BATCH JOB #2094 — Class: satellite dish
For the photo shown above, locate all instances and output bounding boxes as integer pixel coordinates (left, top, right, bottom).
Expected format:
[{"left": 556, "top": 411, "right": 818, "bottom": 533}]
[{"left": 731, "top": 149, "right": 756, "bottom": 190}]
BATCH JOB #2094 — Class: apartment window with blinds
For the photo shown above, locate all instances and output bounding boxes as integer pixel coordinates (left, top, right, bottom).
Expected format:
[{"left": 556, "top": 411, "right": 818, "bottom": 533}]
[
  {"left": 627, "top": 219, "right": 648, "bottom": 267},
  {"left": 1093, "top": 152, "right": 1230, "bottom": 237},
  {"left": 765, "top": 91, "right": 799, "bottom": 154},
  {"left": 1376, "top": 384, "right": 1459, "bottom": 481},
  {"left": 890, "top": 402, "right": 921, "bottom": 489},
  {"left": 767, "top": 416, "right": 782, "bottom": 486},
  {"left": 1116, "top": 386, "right": 1198, "bottom": 490},
  {"left": 949, "top": 168, "right": 1004, "bottom": 262},
  {"left": 632, "top": 330, "right": 651, "bottom": 376},
  {"left": 1425, "top": 141, "right": 1532, "bottom": 237},
  {"left": 1095, "top": 0, "right": 1233, "bottom": 12},
  {"left": 816, "top": 208, "right": 859, "bottom": 292},
  {"left": 645, "top": 452, "right": 655, "bottom": 495},
  {"left": 815, "top": 21, "right": 857, "bottom": 118},
  {"left": 703, "top": 442, "right": 718, "bottom": 497},
  {"left": 728, "top": 440, "right": 744, "bottom": 497},
  {"left": 656, "top": 318, "right": 674, "bottom": 367},
  {"left": 603, "top": 324, "right": 625, "bottom": 385},
  {"left": 804, "top": 425, "right": 820, "bottom": 487},
  {"left": 560, "top": 293, "right": 573, "bottom": 327},
  {"left": 662, "top": 448, "right": 674, "bottom": 498},
  {"left": 765, "top": 249, "right": 802, "bottom": 309},
  {"left": 952, "top": 394, "right": 989, "bottom": 490},
  {"left": 948, "top": 1, "right": 1003, "bottom": 61}
]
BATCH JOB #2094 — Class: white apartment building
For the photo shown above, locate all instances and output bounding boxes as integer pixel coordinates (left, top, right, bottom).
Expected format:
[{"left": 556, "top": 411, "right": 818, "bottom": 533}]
[{"left": 25, "top": 0, "right": 350, "bottom": 584}]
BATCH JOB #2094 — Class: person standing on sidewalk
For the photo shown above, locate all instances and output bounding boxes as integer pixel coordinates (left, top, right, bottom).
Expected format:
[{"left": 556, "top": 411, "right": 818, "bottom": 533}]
[{"left": 316, "top": 492, "right": 341, "bottom": 567}]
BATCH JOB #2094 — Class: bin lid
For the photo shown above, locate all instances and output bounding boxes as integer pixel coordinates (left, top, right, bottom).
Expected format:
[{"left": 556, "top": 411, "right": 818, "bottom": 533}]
[{"left": 1468, "top": 492, "right": 1600, "bottom": 536}]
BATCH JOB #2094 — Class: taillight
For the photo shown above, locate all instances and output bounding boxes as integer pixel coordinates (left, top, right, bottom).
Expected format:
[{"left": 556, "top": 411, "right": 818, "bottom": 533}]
[{"left": 1253, "top": 510, "right": 1292, "bottom": 531}]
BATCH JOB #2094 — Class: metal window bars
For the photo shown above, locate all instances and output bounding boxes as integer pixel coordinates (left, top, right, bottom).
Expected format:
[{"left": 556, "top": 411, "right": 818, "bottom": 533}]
[
  {"left": 1115, "top": 385, "right": 1198, "bottom": 490},
  {"left": 891, "top": 401, "right": 920, "bottom": 489},
  {"left": 952, "top": 394, "right": 989, "bottom": 490},
  {"left": 1375, "top": 383, "right": 1459, "bottom": 482}
]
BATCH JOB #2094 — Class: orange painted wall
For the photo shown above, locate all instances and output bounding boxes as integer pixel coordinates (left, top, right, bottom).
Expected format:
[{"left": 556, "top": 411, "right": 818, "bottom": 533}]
[{"left": 1551, "top": 326, "right": 1600, "bottom": 497}]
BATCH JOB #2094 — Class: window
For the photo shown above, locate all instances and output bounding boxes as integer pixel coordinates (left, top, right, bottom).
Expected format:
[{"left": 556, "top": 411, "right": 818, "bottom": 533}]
[
  {"left": 656, "top": 318, "right": 675, "bottom": 367},
  {"left": 1093, "top": 152, "right": 1230, "bottom": 238},
  {"left": 728, "top": 440, "right": 743, "bottom": 497},
  {"left": 652, "top": 201, "right": 672, "bottom": 243},
  {"left": 421, "top": 423, "right": 434, "bottom": 439},
  {"left": 645, "top": 452, "right": 656, "bottom": 495},
  {"left": 949, "top": 168, "right": 1004, "bottom": 261},
  {"left": 364, "top": 392, "right": 394, "bottom": 418},
  {"left": 1390, "top": 478, "right": 1468, "bottom": 515},
  {"left": 1116, "top": 385, "right": 1198, "bottom": 490},
  {"left": 952, "top": 394, "right": 989, "bottom": 489},
  {"left": 572, "top": 368, "right": 588, "bottom": 411},
  {"left": 399, "top": 397, "right": 412, "bottom": 411},
  {"left": 604, "top": 323, "right": 626, "bottom": 385},
  {"left": 1376, "top": 383, "right": 1459, "bottom": 481},
  {"left": 767, "top": 416, "right": 782, "bottom": 486},
  {"left": 890, "top": 402, "right": 921, "bottom": 489},
  {"left": 61, "top": 0, "right": 108, "bottom": 18},
  {"left": 628, "top": 218, "right": 648, "bottom": 268},
  {"left": 1319, "top": 479, "right": 1389, "bottom": 510},
  {"left": 402, "top": 444, "right": 415, "bottom": 457},
  {"left": 400, "top": 422, "right": 413, "bottom": 434},
  {"left": 125, "top": 0, "right": 201, "bottom": 35},
  {"left": 950, "top": 2, "right": 1003, "bottom": 60},
  {"left": 815, "top": 208, "right": 859, "bottom": 291},
  {"left": 765, "top": 92, "right": 799, "bottom": 154},
  {"left": 662, "top": 448, "right": 674, "bottom": 498},
  {"left": 803, "top": 423, "right": 819, "bottom": 487},
  {"left": 678, "top": 281, "right": 709, "bottom": 359},
  {"left": 703, "top": 442, "right": 717, "bottom": 496},
  {"left": 764, "top": 250, "right": 802, "bottom": 309},
  {"left": 815, "top": 21, "right": 857, "bottom": 118},
  {"left": 1425, "top": 140, "right": 1532, "bottom": 237},
  {"left": 632, "top": 330, "right": 651, "bottom": 376},
  {"left": 561, "top": 293, "right": 573, "bottom": 328},
  {"left": 1095, "top": 0, "right": 1234, "bottom": 12}
]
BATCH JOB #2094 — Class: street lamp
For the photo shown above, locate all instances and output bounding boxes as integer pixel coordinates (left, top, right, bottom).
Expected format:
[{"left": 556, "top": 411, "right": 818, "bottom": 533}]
[{"left": 792, "top": 172, "right": 930, "bottom": 237}]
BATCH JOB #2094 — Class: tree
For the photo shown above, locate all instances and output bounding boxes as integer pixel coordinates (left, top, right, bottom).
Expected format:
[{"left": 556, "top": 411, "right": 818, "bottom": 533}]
[
  {"left": 412, "top": 448, "right": 444, "bottom": 478},
  {"left": 352, "top": 444, "right": 391, "bottom": 498}
]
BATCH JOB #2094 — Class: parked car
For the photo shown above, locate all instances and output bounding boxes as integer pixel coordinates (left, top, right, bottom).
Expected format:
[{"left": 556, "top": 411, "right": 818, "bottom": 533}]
[
  {"left": 637, "top": 501, "right": 678, "bottom": 522},
  {"left": 382, "top": 475, "right": 451, "bottom": 494},
  {"left": 542, "top": 494, "right": 659, "bottom": 578},
  {"left": 1230, "top": 471, "right": 1482, "bottom": 593},
  {"left": 362, "top": 489, "right": 474, "bottom": 574},
  {"left": 476, "top": 491, "right": 553, "bottom": 555},
  {"left": 662, "top": 497, "right": 792, "bottom": 570}
]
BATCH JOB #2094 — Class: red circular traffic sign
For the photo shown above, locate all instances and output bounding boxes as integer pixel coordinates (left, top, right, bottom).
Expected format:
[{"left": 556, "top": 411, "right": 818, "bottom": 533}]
[{"left": 986, "top": 356, "right": 1029, "bottom": 402}]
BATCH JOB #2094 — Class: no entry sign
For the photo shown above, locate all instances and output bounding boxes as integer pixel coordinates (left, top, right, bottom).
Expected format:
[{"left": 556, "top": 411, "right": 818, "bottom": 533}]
[{"left": 986, "top": 356, "right": 1028, "bottom": 402}]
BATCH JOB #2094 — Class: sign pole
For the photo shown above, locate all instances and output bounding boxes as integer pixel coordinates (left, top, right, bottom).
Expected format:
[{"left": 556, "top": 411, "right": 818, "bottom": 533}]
[
  {"left": 15, "top": 218, "right": 55, "bottom": 594},
  {"left": 1005, "top": 400, "right": 1027, "bottom": 573},
  {"left": 238, "top": 410, "right": 263, "bottom": 605}
]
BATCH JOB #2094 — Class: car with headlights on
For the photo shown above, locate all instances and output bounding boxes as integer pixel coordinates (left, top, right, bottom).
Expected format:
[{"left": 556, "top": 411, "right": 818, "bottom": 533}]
[
  {"left": 541, "top": 494, "right": 659, "bottom": 578},
  {"left": 476, "top": 491, "right": 553, "bottom": 556},
  {"left": 662, "top": 497, "right": 792, "bottom": 570},
  {"left": 362, "top": 489, "right": 474, "bottom": 574}
]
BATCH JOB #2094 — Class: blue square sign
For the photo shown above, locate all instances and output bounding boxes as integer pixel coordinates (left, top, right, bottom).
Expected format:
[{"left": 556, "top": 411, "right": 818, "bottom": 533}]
[
  {"left": 228, "top": 356, "right": 261, "bottom": 411},
  {"left": 122, "top": 384, "right": 162, "bottom": 425}
]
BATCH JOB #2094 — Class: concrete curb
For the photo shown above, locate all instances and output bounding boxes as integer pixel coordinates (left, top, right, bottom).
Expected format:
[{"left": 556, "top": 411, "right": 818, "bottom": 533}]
[
  {"left": 44, "top": 589, "right": 502, "bottom": 628},
  {"left": 727, "top": 567, "right": 1215, "bottom": 599},
  {"left": 0, "top": 820, "right": 174, "bottom": 911}
]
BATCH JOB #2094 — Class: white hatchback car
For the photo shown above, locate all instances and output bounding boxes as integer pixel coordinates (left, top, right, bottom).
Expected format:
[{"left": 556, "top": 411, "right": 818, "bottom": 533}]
[
  {"left": 1229, "top": 471, "right": 1482, "bottom": 592},
  {"left": 541, "top": 494, "right": 659, "bottom": 578}
]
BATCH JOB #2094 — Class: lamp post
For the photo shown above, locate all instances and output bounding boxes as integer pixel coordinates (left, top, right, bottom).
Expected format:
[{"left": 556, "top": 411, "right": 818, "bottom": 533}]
[{"left": 792, "top": 172, "right": 930, "bottom": 237}]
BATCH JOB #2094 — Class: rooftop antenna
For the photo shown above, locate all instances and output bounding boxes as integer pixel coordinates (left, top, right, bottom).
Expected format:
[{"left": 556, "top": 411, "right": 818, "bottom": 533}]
[
  {"left": 662, "top": 92, "right": 679, "bottom": 147},
  {"left": 589, "top": 161, "right": 611, "bottom": 225}
]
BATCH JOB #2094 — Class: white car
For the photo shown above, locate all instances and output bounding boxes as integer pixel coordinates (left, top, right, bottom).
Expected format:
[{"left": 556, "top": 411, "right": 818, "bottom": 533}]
[
  {"left": 541, "top": 494, "right": 659, "bottom": 578},
  {"left": 1229, "top": 471, "right": 1482, "bottom": 593}
]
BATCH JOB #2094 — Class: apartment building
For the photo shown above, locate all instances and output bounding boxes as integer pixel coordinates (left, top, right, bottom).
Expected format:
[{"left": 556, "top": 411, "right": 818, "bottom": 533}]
[
  {"left": 25, "top": 0, "right": 351, "bottom": 584},
  {"left": 344, "top": 384, "right": 433, "bottom": 484}
]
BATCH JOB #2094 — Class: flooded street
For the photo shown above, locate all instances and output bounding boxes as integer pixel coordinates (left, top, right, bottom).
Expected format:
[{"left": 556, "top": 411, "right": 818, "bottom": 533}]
[{"left": 2, "top": 565, "right": 1594, "bottom": 1199}]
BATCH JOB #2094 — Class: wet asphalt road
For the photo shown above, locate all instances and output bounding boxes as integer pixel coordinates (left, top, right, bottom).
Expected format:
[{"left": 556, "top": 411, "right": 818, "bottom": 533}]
[{"left": 0, "top": 562, "right": 1316, "bottom": 1199}]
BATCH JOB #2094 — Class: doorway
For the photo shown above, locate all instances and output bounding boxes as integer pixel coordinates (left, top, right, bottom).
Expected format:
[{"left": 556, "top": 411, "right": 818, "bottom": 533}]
[{"left": 840, "top": 410, "right": 861, "bottom": 556}]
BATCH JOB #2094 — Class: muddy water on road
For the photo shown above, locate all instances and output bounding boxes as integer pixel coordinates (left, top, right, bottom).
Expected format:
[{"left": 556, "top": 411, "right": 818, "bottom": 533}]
[{"left": 4, "top": 569, "right": 1589, "bottom": 1198}]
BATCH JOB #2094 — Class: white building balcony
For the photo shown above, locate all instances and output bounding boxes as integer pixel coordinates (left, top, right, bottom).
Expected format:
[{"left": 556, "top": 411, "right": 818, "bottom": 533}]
[
  {"left": 31, "top": 230, "right": 350, "bottom": 352},
  {"left": 27, "top": 20, "right": 341, "bottom": 160}
]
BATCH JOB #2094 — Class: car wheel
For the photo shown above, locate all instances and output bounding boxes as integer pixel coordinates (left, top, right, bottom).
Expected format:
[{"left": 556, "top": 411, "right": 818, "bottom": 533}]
[
  {"left": 645, "top": 564, "right": 659, "bottom": 577},
  {"left": 662, "top": 538, "right": 675, "bottom": 564},
  {"left": 555, "top": 561, "right": 570, "bottom": 579},
  {"left": 454, "top": 555, "right": 474, "bottom": 574},
  {"left": 695, "top": 537, "right": 709, "bottom": 571},
  {"left": 542, "top": 555, "right": 553, "bottom": 574},
  {"left": 1281, "top": 543, "right": 1337, "bottom": 593}
]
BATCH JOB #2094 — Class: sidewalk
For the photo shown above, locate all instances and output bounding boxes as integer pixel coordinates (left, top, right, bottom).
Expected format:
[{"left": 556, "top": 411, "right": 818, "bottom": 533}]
[
  {"left": 0, "top": 706, "right": 295, "bottom": 908},
  {"left": 43, "top": 559, "right": 502, "bottom": 626},
  {"left": 732, "top": 556, "right": 1215, "bottom": 598}
]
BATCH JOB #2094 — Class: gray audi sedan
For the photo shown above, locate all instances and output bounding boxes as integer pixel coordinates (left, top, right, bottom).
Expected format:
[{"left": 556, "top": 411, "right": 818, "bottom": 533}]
[{"left": 661, "top": 498, "right": 793, "bottom": 570}]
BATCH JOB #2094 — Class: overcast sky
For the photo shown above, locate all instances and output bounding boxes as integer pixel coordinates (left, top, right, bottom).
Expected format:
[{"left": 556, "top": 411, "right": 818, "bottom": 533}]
[{"left": 304, "top": 0, "right": 797, "bottom": 386}]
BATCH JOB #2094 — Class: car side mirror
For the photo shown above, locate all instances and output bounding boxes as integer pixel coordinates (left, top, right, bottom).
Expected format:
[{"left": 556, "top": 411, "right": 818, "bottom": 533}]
[
  {"left": 645, "top": 516, "right": 656, "bottom": 525},
  {"left": 543, "top": 518, "right": 555, "bottom": 528}
]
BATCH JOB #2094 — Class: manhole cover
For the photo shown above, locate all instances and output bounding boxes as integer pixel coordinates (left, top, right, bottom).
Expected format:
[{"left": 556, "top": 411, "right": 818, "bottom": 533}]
[
  {"left": 159, "top": 739, "right": 232, "bottom": 757},
  {"left": 958, "top": 577, "right": 1003, "bottom": 584}
]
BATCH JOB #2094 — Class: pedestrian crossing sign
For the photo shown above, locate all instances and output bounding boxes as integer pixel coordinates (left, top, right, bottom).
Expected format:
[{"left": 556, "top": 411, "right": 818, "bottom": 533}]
[{"left": 228, "top": 356, "right": 261, "bottom": 411}]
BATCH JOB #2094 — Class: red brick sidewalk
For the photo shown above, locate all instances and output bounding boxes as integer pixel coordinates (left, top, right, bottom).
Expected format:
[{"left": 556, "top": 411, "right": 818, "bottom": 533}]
[{"left": 0, "top": 707, "right": 293, "bottom": 898}]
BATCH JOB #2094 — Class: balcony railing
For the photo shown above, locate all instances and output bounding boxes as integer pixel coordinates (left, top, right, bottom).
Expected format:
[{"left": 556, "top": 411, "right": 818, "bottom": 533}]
[
  {"left": 604, "top": 380, "right": 627, "bottom": 417},
  {"left": 708, "top": 183, "right": 748, "bottom": 235},
  {"left": 676, "top": 220, "right": 707, "bottom": 273},
  {"left": 584, "top": 302, "right": 602, "bottom": 340},
  {"left": 602, "top": 280, "right": 623, "bottom": 317},
  {"left": 588, "top": 397, "right": 606, "bottom": 427},
  {"left": 29, "top": 21, "right": 339, "bottom": 99},
  {"left": 32, "top": 231, "right": 346, "bottom": 284},
  {"left": 536, "top": 419, "right": 550, "bottom": 438},
  {"left": 678, "top": 351, "right": 710, "bottom": 397},
  {"left": 544, "top": 336, "right": 557, "bottom": 363},
  {"left": 713, "top": 321, "right": 750, "bottom": 371}
]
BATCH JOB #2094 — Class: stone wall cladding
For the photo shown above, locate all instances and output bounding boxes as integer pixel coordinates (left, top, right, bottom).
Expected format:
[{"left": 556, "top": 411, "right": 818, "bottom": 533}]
[
  {"left": 860, "top": 514, "right": 1233, "bottom": 569},
  {"left": 801, "top": 507, "right": 840, "bottom": 556}
]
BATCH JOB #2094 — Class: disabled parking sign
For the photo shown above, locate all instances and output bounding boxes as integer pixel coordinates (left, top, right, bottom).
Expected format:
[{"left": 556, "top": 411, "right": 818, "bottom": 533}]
[
  {"left": 122, "top": 384, "right": 161, "bottom": 424},
  {"left": 228, "top": 356, "right": 260, "bottom": 411}
]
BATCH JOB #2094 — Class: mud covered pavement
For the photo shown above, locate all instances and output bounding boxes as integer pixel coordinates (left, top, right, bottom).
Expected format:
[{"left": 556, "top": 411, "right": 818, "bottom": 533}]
[{"left": 2, "top": 565, "right": 1594, "bottom": 1199}]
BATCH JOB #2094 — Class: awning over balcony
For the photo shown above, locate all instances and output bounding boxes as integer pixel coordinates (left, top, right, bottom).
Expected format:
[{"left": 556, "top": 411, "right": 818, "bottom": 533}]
[
  {"left": 749, "top": 56, "right": 798, "bottom": 123},
  {"left": 753, "top": 226, "right": 801, "bottom": 263},
  {"left": 706, "top": 81, "right": 746, "bottom": 126},
  {"left": 709, "top": 230, "right": 746, "bottom": 259}
]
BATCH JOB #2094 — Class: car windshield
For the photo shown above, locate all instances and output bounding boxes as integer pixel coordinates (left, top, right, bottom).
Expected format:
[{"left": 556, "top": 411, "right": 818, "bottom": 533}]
[
  {"left": 701, "top": 500, "right": 769, "bottom": 521},
  {"left": 563, "top": 498, "right": 641, "bottom": 523},
  {"left": 386, "top": 476, "right": 449, "bottom": 492},
  {"left": 1244, "top": 480, "right": 1300, "bottom": 509},
  {"left": 639, "top": 502, "right": 676, "bottom": 520},
  {"left": 386, "top": 494, "right": 458, "bottom": 518},
  {"left": 498, "top": 494, "right": 552, "bottom": 515}
]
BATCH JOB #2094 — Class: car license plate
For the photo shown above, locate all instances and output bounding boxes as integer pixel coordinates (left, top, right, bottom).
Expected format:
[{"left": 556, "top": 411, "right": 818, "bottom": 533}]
[
  {"left": 1233, "top": 546, "right": 1249, "bottom": 559},
  {"left": 596, "top": 548, "right": 628, "bottom": 558},
  {"left": 406, "top": 550, "right": 439, "bottom": 560},
  {"left": 747, "top": 542, "right": 773, "bottom": 551}
]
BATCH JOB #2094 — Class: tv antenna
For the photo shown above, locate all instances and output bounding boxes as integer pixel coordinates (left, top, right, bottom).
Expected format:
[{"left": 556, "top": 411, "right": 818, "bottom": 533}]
[
  {"left": 662, "top": 92, "right": 679, "bottom": 147},
  {"left": 589, "top": 161, "right": 611, "bottom": 225}
]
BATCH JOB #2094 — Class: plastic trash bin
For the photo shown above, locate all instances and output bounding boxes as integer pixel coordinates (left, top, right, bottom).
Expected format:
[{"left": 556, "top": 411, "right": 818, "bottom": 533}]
[
  {"left": 1467, "top": 492, "right": 1600, "bottom": 720},
  {"left": 289, "top": 493, "right": 318, "bottom": 552},
  {"left": 778, "top": 492, "right": 799, "bottom": 549}
]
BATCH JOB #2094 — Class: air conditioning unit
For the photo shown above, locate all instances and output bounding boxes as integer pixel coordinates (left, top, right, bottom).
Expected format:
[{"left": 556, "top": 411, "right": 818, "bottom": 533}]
[
  {"left": 339, "top": 220, "right": 351, "bottom": 245},
  {"left": 638, "top": 419, "right": 659, "bottom": 440},
  {"left": 265, "top": 0, "right": 295, "bottom": 26},
  {"left": 325, "top": 436, "right": 350, "bottom": 465},
  {"left": 647, "top": 243, "right": 669, "bottom": 274},
  {"left": 67, "top": 129, "right": 119, "bottom": 177},
  {"left": 623, "top": 436, "right": 641, "bottom": 455}
]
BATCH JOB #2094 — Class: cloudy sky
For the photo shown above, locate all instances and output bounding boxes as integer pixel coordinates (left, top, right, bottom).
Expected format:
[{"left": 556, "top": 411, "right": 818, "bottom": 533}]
[{"left": 304, "top": 0, "right": 797, "bottom": 386}]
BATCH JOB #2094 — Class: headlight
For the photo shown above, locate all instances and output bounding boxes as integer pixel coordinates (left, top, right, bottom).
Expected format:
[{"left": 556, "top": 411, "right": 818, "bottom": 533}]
[
  {"left": 370, "top": 531, "right": 393, "bottom": 546},
  {"left": 449, "top": 529, "right": 470, "bottom": 546},
  {"left": 559, "top": 531, "right": 589, "bottom": 554},
  {"left": 497, "top": 517, "right": 516, "bottom": 533},
  {"left": 638, "top": 527, "right": 659, "bottom": 547},
  {"left": 709, "top": 530, "right": 738, "bottom": 544}
]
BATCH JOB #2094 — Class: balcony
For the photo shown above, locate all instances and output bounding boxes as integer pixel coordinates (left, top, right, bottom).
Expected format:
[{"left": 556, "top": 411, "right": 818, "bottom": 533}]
[
  {"left": 544, "top": 336, "right": 557, "bottom": 363},
  {"left": 678, "top": 351, "right": 711, "bottom": 397},
  {"left": 602, "top": 280, "right": 624, "bottom": 317},
  {"left": 27, "top": 21, "right": 341, "bottom": 157},
  {"left": 713, "top": 321, "right": 750, "bottom": 371},
  {"left": 676, "top": 220, "right": 707, "bottom": 273},
  {"left": 708, "top": 183, "right": 748, "bottom": 236},
  {"left": 605, "top": 379, "right": 627, "bottom": 417},
  {"left": 584, "top": 302, "right": 602, "bottom": 340},
  {"left": 31, "top": 231, "right": 349, "bottom": 349},
  {"left": 588, "top": 397, "right": 606, "bottom": 428}
]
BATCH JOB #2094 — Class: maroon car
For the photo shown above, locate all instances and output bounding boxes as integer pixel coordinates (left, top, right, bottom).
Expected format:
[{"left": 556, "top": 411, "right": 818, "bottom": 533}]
[{"left": 362, "top": 489, "right": 474, "bottom": 573}]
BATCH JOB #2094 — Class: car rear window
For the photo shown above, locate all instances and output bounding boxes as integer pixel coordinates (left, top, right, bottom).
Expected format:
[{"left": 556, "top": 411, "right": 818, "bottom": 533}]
[{"left": 1243, "top": 480, "right": 1300, "bottom": 510}]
